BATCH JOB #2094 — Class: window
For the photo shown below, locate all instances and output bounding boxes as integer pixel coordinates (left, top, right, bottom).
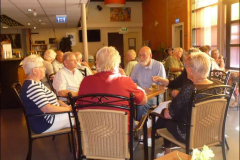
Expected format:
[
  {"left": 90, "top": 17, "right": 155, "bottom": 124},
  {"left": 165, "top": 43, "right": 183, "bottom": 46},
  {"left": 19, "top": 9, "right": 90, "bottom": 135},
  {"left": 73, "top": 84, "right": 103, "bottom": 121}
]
[
  {"left": 192, "top": 0, "right": 218, "bottom": 49},
  {"left": 226, "top": 2, "right": 239, "bottom": 69}
]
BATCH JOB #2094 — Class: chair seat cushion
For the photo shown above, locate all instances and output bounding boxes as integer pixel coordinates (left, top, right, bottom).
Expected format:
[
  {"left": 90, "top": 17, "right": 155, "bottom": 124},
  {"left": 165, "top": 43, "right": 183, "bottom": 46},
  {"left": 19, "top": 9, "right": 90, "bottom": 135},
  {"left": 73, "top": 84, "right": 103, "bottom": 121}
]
[
  {"left": 157, "top": 128, "right": 186, "bottom": 149},
  {"left": 31, "top": 127, "right": 71, "bottom": 139}
]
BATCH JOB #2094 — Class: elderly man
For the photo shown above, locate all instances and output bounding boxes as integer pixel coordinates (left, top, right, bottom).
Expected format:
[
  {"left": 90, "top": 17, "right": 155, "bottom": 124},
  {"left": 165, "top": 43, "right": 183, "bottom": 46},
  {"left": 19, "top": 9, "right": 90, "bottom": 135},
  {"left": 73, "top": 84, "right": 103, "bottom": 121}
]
[
  {"left": 124, "top": 49, "right": 138, "bottom": 76},
  {"left": 53, "top": 52, "right": 84, "bottom": 98},
  {"left": 164, "top": 47, "right": 184, "bottom": 77},
  {"left": 52, "top": 50, "right": 64, "bottom": 73},
  {"left": 75, "top": 52, "right": 92, "bottom": 76},
  {"left": 131, "top": 46, "right": 166, "bottom": 120}
]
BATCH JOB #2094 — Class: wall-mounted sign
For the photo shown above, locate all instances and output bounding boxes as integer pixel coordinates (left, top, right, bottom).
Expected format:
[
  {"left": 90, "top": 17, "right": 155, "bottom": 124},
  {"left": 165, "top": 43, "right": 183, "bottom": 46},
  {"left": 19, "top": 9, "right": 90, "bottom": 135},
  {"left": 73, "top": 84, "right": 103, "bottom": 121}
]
[
  {"left": 119, "top": 27, "right": 128, "bottom": 34},
  {"left": 56, "top": 15, "right": 67, "bottom": 23},
  {"left": 175, "top": 18, "right": 180, "bottom": 24}
]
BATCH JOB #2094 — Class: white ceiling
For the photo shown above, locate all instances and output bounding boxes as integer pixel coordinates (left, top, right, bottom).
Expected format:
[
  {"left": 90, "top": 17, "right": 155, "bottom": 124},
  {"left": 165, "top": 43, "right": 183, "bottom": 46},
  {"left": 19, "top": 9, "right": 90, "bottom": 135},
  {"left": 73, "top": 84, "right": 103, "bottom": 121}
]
[{"left": 1, "top": 0, "right": 89, "bottom": 29}]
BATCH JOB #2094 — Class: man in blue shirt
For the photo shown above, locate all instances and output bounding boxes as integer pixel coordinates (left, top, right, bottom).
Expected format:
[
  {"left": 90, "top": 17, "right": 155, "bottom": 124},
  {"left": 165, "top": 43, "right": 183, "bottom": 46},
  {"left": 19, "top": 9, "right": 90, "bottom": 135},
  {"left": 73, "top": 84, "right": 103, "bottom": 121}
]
[{"left": 131, "top": 46, "right": 166, "bottom": 120}]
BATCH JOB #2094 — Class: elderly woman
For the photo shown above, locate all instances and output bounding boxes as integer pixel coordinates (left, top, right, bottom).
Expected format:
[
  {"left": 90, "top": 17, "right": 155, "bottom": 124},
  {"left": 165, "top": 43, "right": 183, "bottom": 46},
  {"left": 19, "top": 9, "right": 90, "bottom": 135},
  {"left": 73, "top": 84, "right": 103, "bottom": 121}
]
[
  {"left": 211, "top": 49, "right": 225, "bottom": 70},
  {"left": 41, "top": 49, "right": 56, "bottom": 88},
  {"left": 77, "top": 46, "right": 147, "bottom": 125},
  {"left": 152, "top": 52, "right": 218, "bottom": 157},
  {"left": 20, "top": 55, "right": 73, "bottom": 134}
]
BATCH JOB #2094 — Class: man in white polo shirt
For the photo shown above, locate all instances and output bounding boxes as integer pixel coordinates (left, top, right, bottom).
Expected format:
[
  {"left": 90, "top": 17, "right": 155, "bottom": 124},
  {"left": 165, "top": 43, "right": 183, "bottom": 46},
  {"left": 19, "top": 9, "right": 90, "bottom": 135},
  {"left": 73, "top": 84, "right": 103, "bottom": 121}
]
[{"left": 53, "top": 52, "right": 84, "bottom": 98}]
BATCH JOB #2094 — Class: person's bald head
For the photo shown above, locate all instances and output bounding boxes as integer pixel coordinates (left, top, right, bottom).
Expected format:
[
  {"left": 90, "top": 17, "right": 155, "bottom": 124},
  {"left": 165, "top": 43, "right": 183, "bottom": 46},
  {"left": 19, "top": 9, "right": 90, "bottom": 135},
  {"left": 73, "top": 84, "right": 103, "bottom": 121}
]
[
  {"left": 138, "top": 46, "right": 152, "bottom": 66},
  {"left": 56, "top": 50, "right": 64, "bottom": 63},
  {"left": 75, "top": 52, "right": 83, "bottom": 63},
  {"left": 125, "top": 49, "right": 136, "bottom": 63}
]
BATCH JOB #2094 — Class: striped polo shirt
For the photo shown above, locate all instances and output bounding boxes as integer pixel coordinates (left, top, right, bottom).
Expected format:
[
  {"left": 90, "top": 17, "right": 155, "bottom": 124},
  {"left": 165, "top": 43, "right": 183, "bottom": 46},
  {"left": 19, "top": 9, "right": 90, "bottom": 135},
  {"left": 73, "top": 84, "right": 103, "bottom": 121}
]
[{"left": 20, "top": 80, "right": 59, "bottom": 133}]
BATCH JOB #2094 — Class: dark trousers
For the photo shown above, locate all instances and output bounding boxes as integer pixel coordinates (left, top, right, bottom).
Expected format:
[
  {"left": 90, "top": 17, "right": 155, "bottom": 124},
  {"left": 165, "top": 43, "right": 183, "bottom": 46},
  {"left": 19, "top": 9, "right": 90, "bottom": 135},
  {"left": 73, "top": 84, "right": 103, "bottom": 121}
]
[{"left": 155, "top": 117, "right": 186, "bottom": 148}]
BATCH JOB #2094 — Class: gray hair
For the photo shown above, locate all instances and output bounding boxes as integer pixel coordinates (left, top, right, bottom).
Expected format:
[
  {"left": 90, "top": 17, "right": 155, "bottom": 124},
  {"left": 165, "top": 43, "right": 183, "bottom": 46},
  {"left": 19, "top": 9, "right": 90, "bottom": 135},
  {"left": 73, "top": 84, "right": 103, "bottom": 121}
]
[
  {"left": 188, "top": 47, "right": 200, "bottom": 54},
  {"left": 126, "top": 49, "right": 136, "bottom": 60},
  {"left": 173, "top": 47, "right": 183, "bottom": 54},
  {"left": 75, "top": 52, "right": 83, "bottom": 61},
  {"left": 96, "top": 46, "right": 121, "bottom": 72},
  {"left": 211, "top": 49, "right": 219, "bottom": 56},
  {"left": 23, "top": 55, "right": 44, "bottom": 75},
  {"left": 63, "top": 52, "right": 75, "bottom": 61},
  {"left": 43, "top": 49, "right": 56, "bottom": 61},
  {"left": 188, "top": 52, "right": 211, "bottom": 78}
]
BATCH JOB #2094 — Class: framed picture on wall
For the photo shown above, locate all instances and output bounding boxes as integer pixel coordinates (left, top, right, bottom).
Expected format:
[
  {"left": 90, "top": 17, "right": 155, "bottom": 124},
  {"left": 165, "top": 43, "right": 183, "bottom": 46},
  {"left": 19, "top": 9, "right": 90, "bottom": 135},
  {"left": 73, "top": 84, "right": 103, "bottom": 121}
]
[
  {"left": 49, "top": 38, "right": 57, "bottom": 44},
  {"left": 0, "top": 34, "right": 22, "bottom": 49},
  {"left": 128, "top": 38, "right": 136, "bottom": 51},
  {"left": 110, "top": 7, "right": 131, "bottom": 22}
]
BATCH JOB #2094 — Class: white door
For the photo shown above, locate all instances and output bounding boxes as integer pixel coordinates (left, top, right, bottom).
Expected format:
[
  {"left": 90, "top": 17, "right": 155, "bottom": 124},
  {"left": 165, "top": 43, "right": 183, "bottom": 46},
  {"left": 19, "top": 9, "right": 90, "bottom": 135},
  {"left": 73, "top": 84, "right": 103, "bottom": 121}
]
[{"left": 172, "top": 23, "right": 184, "bottom": 48}]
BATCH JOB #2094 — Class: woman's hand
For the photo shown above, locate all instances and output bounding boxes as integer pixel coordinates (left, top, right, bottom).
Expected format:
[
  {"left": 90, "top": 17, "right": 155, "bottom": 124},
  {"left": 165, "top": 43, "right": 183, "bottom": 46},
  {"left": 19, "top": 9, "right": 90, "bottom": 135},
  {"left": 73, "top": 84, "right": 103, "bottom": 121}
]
[
  {"left": 164, "top": 108, "right": 172, "bottom": 119},
  {"left": 152, "top": 76, "right": 169, "bottom": 87},
  {"left": 171, "top": 90, "right": 179, "bottom": 98},
  {"left": 152, "top": 76, "right": 161, "bottom": 82}
]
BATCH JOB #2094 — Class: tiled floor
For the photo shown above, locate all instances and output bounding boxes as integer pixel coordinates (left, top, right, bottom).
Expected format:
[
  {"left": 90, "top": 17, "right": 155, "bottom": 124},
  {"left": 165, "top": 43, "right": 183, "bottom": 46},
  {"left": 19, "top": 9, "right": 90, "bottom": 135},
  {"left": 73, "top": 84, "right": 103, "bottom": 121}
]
[{"left": 1, "top": 107, "right": 239, "bottom": 160}]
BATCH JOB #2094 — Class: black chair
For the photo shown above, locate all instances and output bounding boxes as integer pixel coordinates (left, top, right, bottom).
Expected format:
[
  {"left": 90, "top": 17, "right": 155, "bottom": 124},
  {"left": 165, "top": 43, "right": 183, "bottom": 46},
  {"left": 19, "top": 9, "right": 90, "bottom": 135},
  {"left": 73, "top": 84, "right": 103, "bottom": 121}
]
[
  {"left": 68, "top": 93, "right": 149, "bottom": 160},
  {"left": 78, "top": 68, "right": 87, "bottom": 77},
  {"left": 209, "top": 70, "right": 231, "bottom": 85},
  {"left": 150, "top": 84, "right": 235, "bottom": 160},
  {"left": 11, "top": 82, "right": 76, "bottom": 160}
]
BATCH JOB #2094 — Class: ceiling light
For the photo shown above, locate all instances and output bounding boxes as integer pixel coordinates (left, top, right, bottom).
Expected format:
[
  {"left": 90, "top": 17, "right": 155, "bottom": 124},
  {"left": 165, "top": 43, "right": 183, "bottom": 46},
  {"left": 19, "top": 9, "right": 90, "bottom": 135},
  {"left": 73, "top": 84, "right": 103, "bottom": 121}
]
[
  {"left": 28, "top": 23, "right": 31, "bottom": 25},
  {"left": 3, "top": 26, "right": 8, "bottom": 28},
  {"left": 34, "top": 27, "right": 36, "bottom": 29},
  {"left": 28, "top": 9, "right": 33, "bottom": 12},
  {"left": 105, "top": 0, "right": 126, "bottom": 7},
  {"left": 39, "top": 20, "right": 41, "bottom": 22},
  {"left": 33, "top": 11, "right": 37, "bottom": 16}
]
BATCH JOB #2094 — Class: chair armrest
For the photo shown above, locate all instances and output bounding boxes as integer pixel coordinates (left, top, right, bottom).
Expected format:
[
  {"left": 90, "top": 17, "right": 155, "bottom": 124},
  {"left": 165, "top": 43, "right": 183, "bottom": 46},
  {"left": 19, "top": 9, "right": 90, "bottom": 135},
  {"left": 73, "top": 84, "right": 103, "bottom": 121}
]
[
  {"left": 27, "top": 111, "right": 71, "bottom": 117},
  {"left": 149, "top": 112, "right": 188, "bottom": 126}
]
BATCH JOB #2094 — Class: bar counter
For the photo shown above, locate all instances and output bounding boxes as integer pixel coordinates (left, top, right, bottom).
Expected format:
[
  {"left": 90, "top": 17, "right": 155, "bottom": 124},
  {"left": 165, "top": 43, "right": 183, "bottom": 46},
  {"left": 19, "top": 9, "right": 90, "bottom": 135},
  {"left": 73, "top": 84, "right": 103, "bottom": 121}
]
[{"left": 1, "top": 58, "right": 22, "bottom": 109}]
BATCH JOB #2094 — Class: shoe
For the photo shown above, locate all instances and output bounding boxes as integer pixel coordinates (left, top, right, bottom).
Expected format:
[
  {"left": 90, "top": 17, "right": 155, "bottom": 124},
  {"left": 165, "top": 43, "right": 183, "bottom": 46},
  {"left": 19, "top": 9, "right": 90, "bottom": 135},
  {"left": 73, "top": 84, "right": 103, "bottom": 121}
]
[
  {"left": 139, "top": 136, "right": 152, "bottom": 147},
  {"left": 156, "top": 152, "right": 165, "bottom": 158},
  {"left": 161, "top": 144, "right": 181, "bottom": 150}
]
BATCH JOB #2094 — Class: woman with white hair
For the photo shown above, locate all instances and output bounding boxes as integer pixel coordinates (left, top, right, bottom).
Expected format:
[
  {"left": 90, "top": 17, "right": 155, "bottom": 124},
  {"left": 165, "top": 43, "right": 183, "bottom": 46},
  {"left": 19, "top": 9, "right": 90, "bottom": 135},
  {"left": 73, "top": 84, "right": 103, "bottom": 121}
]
[
  {"left": 42, "top": 49, "right": 56, "bottom": 88},
  {"left": 20, "top": 55, "right": 73, "bottom": 134},
  {"left": 152, "top": 52, "right": 219, "bottom": 157},
  {"left": 77, "top": 46, "right": 147, "bottom": 125}
]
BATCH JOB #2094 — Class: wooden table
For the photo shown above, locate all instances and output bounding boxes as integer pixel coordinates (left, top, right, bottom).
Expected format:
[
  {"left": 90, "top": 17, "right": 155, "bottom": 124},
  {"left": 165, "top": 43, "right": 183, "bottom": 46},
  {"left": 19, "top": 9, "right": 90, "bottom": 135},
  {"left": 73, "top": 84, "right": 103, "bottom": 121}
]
[
  {"left": 155, "top": 150, "right": 192, "bottom": 160},
  {"left": 144, "top": 85, "right": 167, "bottom": 100}
]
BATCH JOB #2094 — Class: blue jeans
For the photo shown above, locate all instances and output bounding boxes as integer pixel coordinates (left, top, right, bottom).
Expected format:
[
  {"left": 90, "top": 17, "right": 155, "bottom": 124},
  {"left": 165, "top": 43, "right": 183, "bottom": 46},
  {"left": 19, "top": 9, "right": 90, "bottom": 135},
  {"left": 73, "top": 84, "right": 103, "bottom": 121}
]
[{"left": 136, "top": 94, "right": 163, "bottom": 121}]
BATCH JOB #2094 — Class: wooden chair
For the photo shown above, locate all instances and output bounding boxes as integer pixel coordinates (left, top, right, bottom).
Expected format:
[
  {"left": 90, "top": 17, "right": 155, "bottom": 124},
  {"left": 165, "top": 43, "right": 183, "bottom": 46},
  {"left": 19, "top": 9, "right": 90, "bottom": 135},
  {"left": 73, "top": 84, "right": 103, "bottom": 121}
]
[
  {"left": 11, "top": 82, "right": 76, "bottom": 160},
  {"left": 68, "top": 93, "right": 149, "bottom": 160},
  {"left": 209, "top": 70, "right": 231, "bottom": 85},
  {"left": 150, "top": 84, "right": 235, "bottom": 160}
]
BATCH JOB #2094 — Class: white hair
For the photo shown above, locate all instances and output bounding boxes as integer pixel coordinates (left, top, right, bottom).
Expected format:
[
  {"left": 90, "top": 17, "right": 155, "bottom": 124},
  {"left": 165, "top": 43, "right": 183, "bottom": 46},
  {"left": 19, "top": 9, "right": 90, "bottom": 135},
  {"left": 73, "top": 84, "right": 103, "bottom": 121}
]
[
  {"left": 96, "top": 46, "right": 121, "bottom": 72},
  {"left": 44, "top": 49, "right": 56, "bottom": 61},
  {"left": 75, "top": 52, "right": 83, "bottom": 61},
  {"left": 23, "top": 55, "right": 44, "bottom": 75},
  {"left": 173, "top": 47, "right": 183, "bottom": 55},
  {"left": 188, "top": 52, "right": 211, "bottom": 78}
]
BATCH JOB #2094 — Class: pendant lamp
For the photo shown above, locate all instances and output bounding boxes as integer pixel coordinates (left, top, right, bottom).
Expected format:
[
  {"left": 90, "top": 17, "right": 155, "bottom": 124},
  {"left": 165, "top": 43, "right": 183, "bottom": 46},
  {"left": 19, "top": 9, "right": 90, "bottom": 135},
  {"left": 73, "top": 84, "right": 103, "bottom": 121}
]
[{"left": 104, "top": 0, "right": 126, "bottom": 7}]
